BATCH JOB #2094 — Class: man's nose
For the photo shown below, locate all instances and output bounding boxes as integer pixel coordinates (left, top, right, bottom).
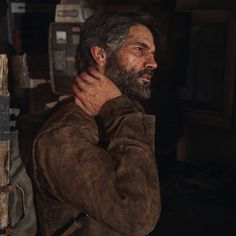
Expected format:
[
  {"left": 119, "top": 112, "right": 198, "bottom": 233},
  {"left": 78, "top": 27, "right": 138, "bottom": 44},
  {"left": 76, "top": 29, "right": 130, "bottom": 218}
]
[{"left": 144, "top": 54, "right": 158, "bottom": 70}]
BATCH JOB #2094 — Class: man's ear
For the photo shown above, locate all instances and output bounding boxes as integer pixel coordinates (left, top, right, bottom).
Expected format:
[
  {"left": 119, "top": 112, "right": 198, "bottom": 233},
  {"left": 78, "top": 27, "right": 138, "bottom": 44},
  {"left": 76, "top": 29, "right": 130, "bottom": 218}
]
[{"left": 90, "top": 46, "right": 107, "bottom": 70}]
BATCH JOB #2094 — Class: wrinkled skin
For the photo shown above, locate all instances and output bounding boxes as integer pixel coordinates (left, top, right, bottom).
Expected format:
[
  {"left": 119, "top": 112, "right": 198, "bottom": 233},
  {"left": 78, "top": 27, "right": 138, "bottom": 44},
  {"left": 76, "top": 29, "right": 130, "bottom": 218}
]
[
  {"left": 72, "top": 67, "right": 121, "bottom": 116},
  {"left": 72, "top": 24, "right": 158, "bottom": 115}
]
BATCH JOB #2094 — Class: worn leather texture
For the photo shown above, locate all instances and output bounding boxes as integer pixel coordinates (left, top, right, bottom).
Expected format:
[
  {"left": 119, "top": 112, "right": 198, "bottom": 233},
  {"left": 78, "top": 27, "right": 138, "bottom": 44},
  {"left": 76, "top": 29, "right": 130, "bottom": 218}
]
[{"left": 32, "top": 95, "right": 161, "bottom": 236}]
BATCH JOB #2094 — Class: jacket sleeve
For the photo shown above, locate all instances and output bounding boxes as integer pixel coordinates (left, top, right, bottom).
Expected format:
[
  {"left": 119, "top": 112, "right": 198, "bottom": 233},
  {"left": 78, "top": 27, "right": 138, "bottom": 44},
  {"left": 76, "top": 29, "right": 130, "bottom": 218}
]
[{"left": 35, "top": 95, "right": 161, "bottom": 235}]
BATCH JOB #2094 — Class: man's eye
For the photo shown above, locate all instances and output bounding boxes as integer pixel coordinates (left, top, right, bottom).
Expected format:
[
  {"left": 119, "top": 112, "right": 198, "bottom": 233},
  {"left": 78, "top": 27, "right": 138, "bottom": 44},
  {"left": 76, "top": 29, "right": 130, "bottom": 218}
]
[{"left": 136, "top": 47, "right": 143, "bottom": 50}]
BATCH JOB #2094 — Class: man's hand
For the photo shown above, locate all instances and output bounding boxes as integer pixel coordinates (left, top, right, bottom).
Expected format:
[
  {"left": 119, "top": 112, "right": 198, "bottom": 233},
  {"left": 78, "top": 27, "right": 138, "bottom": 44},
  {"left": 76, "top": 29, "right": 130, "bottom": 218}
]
[{"left": 72, "top": 68, "right": 122, "bottom": 116}]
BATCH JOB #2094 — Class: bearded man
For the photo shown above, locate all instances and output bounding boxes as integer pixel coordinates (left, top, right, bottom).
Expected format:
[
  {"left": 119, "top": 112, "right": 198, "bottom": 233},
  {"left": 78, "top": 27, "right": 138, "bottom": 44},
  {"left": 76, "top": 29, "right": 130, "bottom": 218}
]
[{"left": 32, "top": 11, "right": 161, "bottom": 236}]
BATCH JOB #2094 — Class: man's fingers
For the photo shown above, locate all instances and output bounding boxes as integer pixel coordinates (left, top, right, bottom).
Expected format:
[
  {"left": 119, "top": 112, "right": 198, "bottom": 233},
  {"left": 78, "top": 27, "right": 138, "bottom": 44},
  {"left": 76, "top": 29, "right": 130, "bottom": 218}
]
[
  {"left": 72, "top": 67, "right": 121, "bottom": 116},
  {"left": 74, "top": 74, "right": 95, "bottom": 92},
  {"left": 88, "top": 67, "right": 107, "bottom": 81},
  {"left": 73, "top": 89, "right": 96, "bottom": 116},
  {"left": 79, "top": 71, "right": 96, "bottom": 84},
  {"left": 74, "top": 72, "right": 96, "bottom": 88},
  {"left": 72, "top": 85, "right": 89, "bottom": 108},
  {"left": 77, "top": 78, "right": 90, "bottom": 91}
]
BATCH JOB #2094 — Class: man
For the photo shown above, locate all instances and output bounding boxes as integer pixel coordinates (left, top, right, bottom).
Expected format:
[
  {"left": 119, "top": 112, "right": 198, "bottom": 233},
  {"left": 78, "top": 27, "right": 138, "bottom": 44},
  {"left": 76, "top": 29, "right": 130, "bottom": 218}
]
[{"left": 32, "top": 11, "right": 161, "bottom": 236}]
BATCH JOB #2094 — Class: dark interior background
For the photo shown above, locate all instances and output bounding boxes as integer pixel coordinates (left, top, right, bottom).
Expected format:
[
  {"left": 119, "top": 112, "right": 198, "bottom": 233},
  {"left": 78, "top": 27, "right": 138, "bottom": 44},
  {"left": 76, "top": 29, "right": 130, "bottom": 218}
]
[{"left": 1, "top": 0, "right": 236, "bottom": 235}]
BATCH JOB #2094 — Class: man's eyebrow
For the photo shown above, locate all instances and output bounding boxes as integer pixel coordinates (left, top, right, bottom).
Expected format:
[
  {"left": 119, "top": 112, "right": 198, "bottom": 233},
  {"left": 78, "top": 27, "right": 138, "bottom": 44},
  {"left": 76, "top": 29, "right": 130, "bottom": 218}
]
[
  {"left": 134, "top": 42, "right": 149, "bottom": 48},
  {"left": 134, "top": 42, "right": 156, "bottom": 53}
]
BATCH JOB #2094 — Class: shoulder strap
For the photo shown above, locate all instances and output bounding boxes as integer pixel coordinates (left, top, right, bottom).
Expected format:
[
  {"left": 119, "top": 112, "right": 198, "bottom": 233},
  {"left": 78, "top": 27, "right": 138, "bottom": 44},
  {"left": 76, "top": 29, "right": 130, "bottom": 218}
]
[{"left": 60, "top": 214, "right": 89, "bottom": 236}]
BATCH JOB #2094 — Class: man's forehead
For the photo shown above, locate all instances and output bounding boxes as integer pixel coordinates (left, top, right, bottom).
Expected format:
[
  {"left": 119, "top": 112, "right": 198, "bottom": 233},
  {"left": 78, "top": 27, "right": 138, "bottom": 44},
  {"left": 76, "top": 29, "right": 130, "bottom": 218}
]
[
  {"left": 129, "top": 24, "right": 153, "bottom": 35},
  {"left": 126, "top": 24, "right": 155, "bottom": 50}
]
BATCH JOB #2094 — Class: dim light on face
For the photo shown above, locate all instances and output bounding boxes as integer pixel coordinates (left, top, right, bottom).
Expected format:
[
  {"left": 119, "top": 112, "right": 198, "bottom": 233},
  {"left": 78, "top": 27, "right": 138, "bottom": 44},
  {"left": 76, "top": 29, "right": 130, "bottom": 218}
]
[{"left": 116, "top": 24, "right": 157, "bottom": 85}]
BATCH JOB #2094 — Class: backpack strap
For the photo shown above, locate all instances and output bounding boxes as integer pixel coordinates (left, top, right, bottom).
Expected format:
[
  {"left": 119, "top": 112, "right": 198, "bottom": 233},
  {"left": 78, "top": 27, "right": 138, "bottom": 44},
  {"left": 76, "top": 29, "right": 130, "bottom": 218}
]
[{"left": 60, "top": 214, "right": 89, "bottom": 236}]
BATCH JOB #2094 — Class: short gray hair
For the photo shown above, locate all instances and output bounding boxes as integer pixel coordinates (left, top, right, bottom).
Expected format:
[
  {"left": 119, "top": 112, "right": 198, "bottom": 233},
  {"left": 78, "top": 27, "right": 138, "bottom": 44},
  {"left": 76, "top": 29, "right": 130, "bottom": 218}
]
[{"left": 76, "top": 11, "right": 160, "bottom": 72}]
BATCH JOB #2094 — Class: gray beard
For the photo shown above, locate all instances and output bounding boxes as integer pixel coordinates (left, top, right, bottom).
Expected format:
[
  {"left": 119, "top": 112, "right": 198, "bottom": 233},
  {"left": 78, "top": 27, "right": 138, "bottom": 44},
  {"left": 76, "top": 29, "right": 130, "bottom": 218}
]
[{"left": 104, "top": 54, "right": 153, "bottom": 100}]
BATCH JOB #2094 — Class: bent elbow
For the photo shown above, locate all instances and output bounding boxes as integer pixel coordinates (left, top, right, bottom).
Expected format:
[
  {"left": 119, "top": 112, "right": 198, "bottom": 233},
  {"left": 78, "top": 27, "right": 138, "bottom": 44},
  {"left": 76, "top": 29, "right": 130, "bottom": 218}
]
[
  {"left": 125, "top": 200, "right": 161, "bottom": 236},
  {"left": 138, "top": 203, "right": 161, "bottom": 235}
]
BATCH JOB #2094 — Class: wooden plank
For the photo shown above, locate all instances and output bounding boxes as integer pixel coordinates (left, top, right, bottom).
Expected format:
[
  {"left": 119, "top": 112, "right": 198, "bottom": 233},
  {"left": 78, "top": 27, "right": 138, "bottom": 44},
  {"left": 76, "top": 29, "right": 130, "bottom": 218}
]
[
  {"left": 0, "top": 54, "right": 10, "bottom": 231},
  {"left": 0, "top": 54, "right": 9, "bottom": 96}
]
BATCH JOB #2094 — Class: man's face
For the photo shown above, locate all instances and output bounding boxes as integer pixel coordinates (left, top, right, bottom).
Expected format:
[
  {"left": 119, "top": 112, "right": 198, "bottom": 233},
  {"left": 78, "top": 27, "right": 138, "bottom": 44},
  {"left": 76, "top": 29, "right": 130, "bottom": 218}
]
[{"left": 104, "top": 24, "right": 157, "bottom": 100}]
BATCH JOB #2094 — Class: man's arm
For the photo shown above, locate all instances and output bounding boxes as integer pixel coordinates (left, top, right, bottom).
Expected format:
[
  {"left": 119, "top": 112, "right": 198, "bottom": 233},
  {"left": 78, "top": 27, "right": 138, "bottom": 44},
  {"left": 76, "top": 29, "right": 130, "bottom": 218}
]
[{"left": 35, "top": 69, "right": 161, "bottom": 235}]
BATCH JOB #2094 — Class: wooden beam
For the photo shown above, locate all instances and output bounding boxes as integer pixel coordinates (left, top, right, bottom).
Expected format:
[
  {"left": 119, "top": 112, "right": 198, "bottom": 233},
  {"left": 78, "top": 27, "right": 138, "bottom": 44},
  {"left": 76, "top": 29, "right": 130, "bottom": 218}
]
[{"left": 0, "top": 54, "right": 10, "bottom": 233}]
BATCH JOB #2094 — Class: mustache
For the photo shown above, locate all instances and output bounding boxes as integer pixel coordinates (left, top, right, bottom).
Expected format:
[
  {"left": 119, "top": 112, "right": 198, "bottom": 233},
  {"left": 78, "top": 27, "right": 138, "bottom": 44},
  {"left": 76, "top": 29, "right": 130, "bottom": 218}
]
[{"left": 135, "top": 69, "right": 154, "bottom": 78}]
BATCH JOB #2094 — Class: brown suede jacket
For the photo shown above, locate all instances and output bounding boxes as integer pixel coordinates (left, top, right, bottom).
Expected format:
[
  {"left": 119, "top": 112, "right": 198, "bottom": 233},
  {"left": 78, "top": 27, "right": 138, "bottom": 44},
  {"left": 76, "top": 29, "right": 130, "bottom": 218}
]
[{"left": 32, "top": 95, "right": 161, "bottom": 236}]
